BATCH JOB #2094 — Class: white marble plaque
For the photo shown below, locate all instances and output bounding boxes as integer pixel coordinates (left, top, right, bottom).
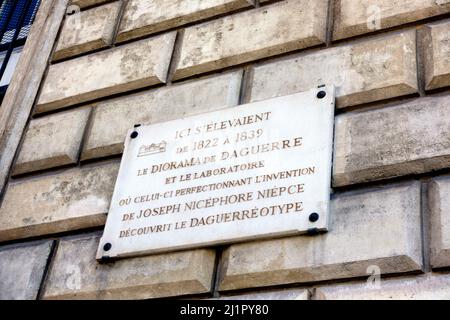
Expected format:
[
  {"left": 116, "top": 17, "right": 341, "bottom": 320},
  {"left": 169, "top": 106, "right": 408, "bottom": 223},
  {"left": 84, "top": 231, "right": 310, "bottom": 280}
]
[{"left": 97, "top": 86, "right": 335, "bottom": 259}]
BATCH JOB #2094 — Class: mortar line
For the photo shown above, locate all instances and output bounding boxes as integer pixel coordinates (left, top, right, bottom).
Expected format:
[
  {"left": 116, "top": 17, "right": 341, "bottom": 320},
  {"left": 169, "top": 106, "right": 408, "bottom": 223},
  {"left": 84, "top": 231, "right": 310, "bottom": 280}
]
[
  {"left": 211, "top": 246, "right": 226, "bottom": 298},
  {"left": 110, "top": 0, "right": 129, "bottom": 48},
  {"left": 420, "top": 179, "right": 432, "bottom": 273},
  {"left": 165, "top": 29, "right": 183, "bottom": 85},
  {"left": 326, "top": 0, "right": 335, "bottom": 47},
  {"left": 36, "top": 239, "right": 58, "bottom": 300}
]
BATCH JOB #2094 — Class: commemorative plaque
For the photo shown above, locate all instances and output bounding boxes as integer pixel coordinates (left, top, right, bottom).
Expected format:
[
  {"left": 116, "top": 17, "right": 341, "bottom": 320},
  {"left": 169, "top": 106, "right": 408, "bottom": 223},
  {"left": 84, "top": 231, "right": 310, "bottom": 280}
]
[{"left": 97, "top": 86, "right": 335, "bottom": 260}]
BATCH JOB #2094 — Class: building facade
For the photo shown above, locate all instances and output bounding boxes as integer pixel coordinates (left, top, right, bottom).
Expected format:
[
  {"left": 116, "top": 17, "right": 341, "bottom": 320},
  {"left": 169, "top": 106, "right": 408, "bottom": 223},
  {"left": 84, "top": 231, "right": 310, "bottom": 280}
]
[{"left": 0, "top": 0, "right": 450, "bottom": 300}]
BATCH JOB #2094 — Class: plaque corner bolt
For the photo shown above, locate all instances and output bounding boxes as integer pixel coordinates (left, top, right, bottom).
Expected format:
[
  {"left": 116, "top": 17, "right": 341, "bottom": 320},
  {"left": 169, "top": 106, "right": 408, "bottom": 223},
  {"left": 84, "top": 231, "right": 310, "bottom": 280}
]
[
  {"left": 309, "top": 212, "right": 320, "bottom": 223},
  {"left": 103, "top": 242, "right": 112, "bottom": 252},
  {"left": 130, "top": 131, "right": 139, "bottom": 139},
  {"left": 317, "top": 91, "right": 327, "bottom": 99}
]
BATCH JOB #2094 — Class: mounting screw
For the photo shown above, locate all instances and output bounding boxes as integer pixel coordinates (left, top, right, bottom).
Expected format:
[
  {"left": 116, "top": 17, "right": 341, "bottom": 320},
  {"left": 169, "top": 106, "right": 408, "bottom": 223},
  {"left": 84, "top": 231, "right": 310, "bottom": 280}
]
[
  {"left": 317, "top": 91, "right": 327, "bottom": 99},
  {"left": 103, "top": 243, "right": 112, "bottom": 251},
  {"left": 130, "top": 131, "right": 139, "bottom": 139},
  {"left": 309, "top": 212, "right": 319, "bottom": 223}
]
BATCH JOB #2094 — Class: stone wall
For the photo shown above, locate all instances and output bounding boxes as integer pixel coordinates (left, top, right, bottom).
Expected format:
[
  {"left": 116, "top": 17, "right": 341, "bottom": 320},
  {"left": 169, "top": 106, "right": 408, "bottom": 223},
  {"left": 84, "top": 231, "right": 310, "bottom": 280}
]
[{"left": 0, "top": 0, "right": 450, "bottom": 300}]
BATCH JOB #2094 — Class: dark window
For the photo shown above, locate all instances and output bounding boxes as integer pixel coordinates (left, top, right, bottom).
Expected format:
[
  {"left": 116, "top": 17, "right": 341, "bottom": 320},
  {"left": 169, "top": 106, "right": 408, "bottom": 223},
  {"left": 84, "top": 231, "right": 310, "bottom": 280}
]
[{"left": 0, "top": 0, "right": 41, "bottom": 105}]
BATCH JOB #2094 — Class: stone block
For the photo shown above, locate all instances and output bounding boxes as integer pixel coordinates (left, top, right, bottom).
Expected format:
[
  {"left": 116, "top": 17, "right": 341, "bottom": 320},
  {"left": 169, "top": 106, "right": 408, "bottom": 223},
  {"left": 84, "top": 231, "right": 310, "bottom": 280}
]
[
  {"left": 82, "top": 70, "right": 242, "bottom": 160},
  {"left": 54, "top": 1, "right": 121, "bottom": 61},
  {"left": 117, "top": 0, "right": 254, "bottom": 43},
  {"left": 422, "top": 20, "right": 450, "bottom": 90},
  {"left": 14, "top": 108, "right": 91, "bottom": 175},
  {"left": 333, "top": 95, "right": 450, "bottom": 186},
  {"left": 316, "top": 273, "right": 450, "bottom": 300},
  {"left": 429, "top": 176, "right": 450, "bottom": 268},
  {"left": 249, "top": 30, "right": 417, "bottom": 108},
  {"left": 218, "top": 182, "right": 422, "bottom": 291},
  {"left": 173, "top": 0, "right": 328, "bottom": 80},
  {"left": 0, "top": 241, "right": 53, "bottom": 300},
  {"left": 43, "top": 234, "right": 216, "bottom": 299},
  {"left": 333, "top": 0, "right": 450, "bottom": 40},
  {"left": 71, "top": 0, "right": 112, "bottom": 9},
  {"left": 37, "top": 33, "right": 176, "bottom": 113},
  {"left": 216, "top": 289, "right": 309, "bottom": 300},
  {"left": 0, "top": 161, "right": 119, "bottom": 242}
]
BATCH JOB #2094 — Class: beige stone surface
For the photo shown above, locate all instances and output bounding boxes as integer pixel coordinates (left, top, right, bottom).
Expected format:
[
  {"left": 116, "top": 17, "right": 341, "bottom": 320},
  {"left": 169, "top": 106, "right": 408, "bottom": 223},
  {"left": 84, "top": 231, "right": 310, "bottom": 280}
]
[
  {"left": 423, "top": 20, "right": 450, "bottom": 90},
  {"left": 0, "top": 161, "right": 119, "bottom": 242},
  {"left": 14, "top": 108, "right": 91, "bottom": 175},
  {"left": 333, "top": 95, "right": 450, "bottom": 187},
  {"left": 0, "top": 241, "right": 53, "bottom": 300},
  {"left": 316, "top": 273, "right": 450, "bottom": 300},
  {"left": 219, "top": 182, "right": 422, "bottom": 291},
  {"left": 43, "top": 234, "right": 216, "bottom": 299},
  {"left": 249, "top": 30, "right": 417, "bottom": 108},
  {"left": 173, "top": 0, "right": 328, "bottom": 80},
  {"left": 71, "top": 0, "right": 112, "bottom": 9},
  {"left": 333, "top": 0, "right": 450, "bottom": 40},
  {"left": 0, "top": 0, "right": 69, "bottom": 204},
  {"left": 82, "top": 70, "right": 242, "bottom": 160},
  {"left": 54, "top": 1, "right": 121, "bottom": 61},
  {"left": 37, "top": 32, "right": 176, "bottom": 113},
  {"left": 216, "top": 289, "right": 309, "bottom": 300},
  {"left": 117, "top": 0, "right": 254, "bottom": 43},
  {"left": 429, "top": 176, "right": 450, "bottom": 268}
]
